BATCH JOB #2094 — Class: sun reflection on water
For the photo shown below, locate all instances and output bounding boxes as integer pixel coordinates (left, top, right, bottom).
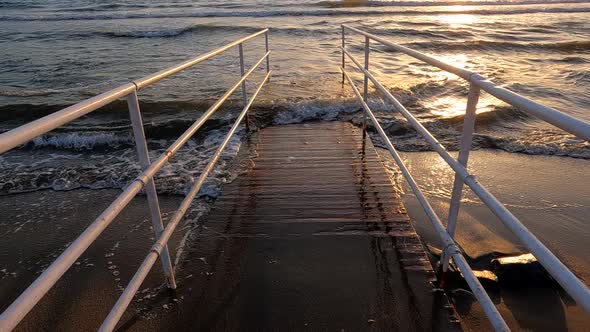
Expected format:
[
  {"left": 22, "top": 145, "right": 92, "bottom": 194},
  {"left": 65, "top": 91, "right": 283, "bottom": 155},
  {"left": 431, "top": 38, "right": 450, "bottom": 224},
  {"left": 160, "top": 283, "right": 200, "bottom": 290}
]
[
  {"left": 415, "top": 53, "right": 471, "bottom": 81},
  {"left": 438, "top": 9, "right": 478, "bottom": 27},
  {"left": 425, "top": 95, "right": 500, "bottom": 118}
]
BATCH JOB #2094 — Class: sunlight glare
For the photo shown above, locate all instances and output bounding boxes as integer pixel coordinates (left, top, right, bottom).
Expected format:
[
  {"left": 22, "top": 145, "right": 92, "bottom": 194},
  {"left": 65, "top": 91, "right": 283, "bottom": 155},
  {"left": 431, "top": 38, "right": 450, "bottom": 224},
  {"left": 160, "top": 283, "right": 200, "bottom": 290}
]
[{"left": 438, "top": 13, "right": 478, "bottom": 27}]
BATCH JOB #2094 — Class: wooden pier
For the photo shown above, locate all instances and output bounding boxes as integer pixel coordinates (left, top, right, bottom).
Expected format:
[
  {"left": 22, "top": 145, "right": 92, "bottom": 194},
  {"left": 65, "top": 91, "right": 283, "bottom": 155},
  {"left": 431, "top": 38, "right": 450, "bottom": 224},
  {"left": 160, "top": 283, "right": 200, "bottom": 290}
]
[{"left": 141, "top": 121, "right": 459, "bottom": 331}]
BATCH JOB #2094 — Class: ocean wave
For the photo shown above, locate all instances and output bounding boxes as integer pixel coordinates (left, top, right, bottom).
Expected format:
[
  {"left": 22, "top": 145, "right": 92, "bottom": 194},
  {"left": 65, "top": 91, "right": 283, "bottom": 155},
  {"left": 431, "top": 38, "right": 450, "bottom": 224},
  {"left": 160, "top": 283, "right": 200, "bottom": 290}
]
[
  {"left": 1, "top": 24, "right": 332, "bottom": 41},
  {"left": 404, "top": 39, "right": 590, "bottom": 52},
  {"left": 265, "top": 98, "right": 590, "bottom": 159},
  {"left": 0, "top": 126, "right": 247, "bottom": 195},
  {"left": 363, "top": 26, "right": 476, "bottom": 39},
  {"left": 97, "top": 24, "right": 262, "bottom": 38},
  {"left": 565, "top": 70, "right": 590, "bottom": 85},
  {"left": 315, "top": 0, "right": 590, "bottom": 7},
  {"left": 62, "top": 2, "right": 194, "bottom": 12},
  {"left": 0, "top": 2, "right": 44, "bottom": 9},
  {"left": 0, "top": 97, "right": 587, "bottom": 200},
  {"left": 2, "top": 6, "right": 590, "bottom": 22},
  {"left": 0, "top": 85, "right": 587, "bottom": 159},
  {"left": 30, "top": 132, "right": 133, "bottom": 150},
  {"left": 0, "top": 82, "right": 118, "bottom": 98},
  {"left": 554, "top": 56, "right": 590, "bottom": 64},
  {"left": 440, "top": 106, "right": 530, "bottom": 126}
]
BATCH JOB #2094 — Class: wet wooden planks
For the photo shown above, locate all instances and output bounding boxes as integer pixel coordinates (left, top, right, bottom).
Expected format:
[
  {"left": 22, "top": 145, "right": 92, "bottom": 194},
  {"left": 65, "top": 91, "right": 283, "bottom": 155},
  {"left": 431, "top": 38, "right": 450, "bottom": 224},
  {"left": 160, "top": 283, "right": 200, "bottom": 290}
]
[
  {"left": 147, "top": 121, "right": 459, "bottom": 331},
  {"left": 210, "top": 122, "right": 411, "bottom": 225}
]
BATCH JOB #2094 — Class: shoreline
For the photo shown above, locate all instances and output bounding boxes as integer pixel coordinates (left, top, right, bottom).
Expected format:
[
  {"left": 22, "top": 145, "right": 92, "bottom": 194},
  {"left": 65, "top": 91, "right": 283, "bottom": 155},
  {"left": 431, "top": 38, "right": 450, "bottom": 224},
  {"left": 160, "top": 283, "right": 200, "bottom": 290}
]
[
  {"left": 0, "top": 189, "right": 186, "bottom": 331},
  {"left": 384, "top": 148, "right": 590, "bottom": 331},
  {"left": 0, "top": 145, "right": 589, "bottom": 330}
]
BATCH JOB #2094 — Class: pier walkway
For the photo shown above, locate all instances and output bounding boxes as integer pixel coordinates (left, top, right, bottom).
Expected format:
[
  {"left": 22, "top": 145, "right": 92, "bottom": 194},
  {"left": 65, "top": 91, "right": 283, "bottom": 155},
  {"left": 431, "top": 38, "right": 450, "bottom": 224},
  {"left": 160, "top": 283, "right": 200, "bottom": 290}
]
[{"left": 137, "top": 121, "right": 458, "bottom": 331}]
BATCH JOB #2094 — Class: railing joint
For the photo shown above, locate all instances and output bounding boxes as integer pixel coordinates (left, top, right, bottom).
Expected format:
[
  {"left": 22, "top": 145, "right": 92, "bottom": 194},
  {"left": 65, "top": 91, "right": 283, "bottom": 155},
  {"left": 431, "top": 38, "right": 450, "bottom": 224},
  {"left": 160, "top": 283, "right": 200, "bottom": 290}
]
[
  {"left": 150, "top": 244, "right": 163, "bottom": 256},
  {"left": 441, "top": 243, "right": 461, "bottom": 263},
  {"left": 136, "top": 177, "right": 147, "bottom": 187},
  {"left": 0, "top": 29, "right": 271, "bottom": 332},
  {"left": 468, "top": 73, "right": 485, "bottom": 84},
  {"left": 462, "top": 173, "right": 476, "bottom": 183}
]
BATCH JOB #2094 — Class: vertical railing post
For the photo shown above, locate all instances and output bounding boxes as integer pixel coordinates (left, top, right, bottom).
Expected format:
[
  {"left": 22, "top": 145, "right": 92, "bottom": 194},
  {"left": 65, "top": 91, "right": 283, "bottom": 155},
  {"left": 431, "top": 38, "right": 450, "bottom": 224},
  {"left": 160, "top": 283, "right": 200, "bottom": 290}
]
[
  {"left": 362, "top": 36, "right": 370, "bottom": 143},
  {"left": 265, "top": 31, "right": 270, "bottom": 78},
  {"left": 126, "top": 89, "right": 177, "bottom": 289},
  {"left": 238, "top": 43, "right": 250, "bottom": 131},
  {"left": 441, "top": 83, "right": 480, "bottom": 272},
  {"left": 341, "top": 25, "right": 346, "bottom": 83}
]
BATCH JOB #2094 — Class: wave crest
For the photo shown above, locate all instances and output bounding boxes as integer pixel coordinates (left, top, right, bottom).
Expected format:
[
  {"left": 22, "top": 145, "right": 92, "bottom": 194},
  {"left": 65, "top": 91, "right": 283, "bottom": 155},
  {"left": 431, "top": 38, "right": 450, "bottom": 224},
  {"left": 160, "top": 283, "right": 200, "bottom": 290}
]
[
  {"left": 99, "top": 24, "right": 261, "bottom": 39},
  {"left": 2, "top": 6, "right": 590, "bottom": 22},
  {"left": 404, "top": 39, "right": 590, "bottom": 52},
  {"left": 31, "top": 132, "right": 132, "bottom": 150}
]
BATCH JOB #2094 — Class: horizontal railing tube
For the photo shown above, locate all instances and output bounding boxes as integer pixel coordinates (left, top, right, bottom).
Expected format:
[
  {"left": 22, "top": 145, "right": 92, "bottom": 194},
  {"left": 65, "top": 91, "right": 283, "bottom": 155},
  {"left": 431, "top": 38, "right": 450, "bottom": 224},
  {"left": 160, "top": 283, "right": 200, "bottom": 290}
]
[
  {"left": 342, "top": 25, "right": 590, "bottom": 142},
  {"left": 98, "top": 70, "right": 272, "bottom": 332},
  {"left": 0, "top": 29, "right": 269, "bottom": 156},
  {"left": 341, "top": 68, "right": 509, "bottom": 331},
  {"left": 0, "top": 51, "right": 271, "bottom": 332},
  {"left": 133, "top": 29, "right": 268, "bottom": 89},
  {"left": 0, "top": 83, "right": 136, "bottom": 154},
  {"left": 342, "top": 47, "right": 590, "bottom": 313},
  {"left": 342, "top": 25, "right": 473, "bottom": 80},
  {"left": 469, "top": 75, "right": 590, "bottom": 141},
  {"left": 159, "top": 51, "right": 269, "bottom": 158},
  {"left": 0, "top": 179, "right": 145, "bottom": 332}
]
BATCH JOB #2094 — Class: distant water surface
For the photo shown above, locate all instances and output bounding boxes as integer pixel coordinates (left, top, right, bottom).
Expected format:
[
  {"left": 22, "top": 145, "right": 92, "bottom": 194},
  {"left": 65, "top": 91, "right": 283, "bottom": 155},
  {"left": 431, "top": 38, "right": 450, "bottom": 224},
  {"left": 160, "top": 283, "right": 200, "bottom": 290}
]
[
  {"left": 1, "top": 1, "right": 589, "bottom": 328},
  {"left": 0, "top": 0, "right": 588, "bottom": 216},
  {"left": 0, "top": 1, "right": 589, "bottom": 224}
]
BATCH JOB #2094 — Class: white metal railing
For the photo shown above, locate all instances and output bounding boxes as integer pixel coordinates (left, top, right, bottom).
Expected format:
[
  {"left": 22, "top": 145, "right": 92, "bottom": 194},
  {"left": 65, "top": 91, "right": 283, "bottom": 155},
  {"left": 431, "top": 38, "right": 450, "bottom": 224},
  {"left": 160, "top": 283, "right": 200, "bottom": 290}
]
[
  {"left": 340, "top": 24, "right": 590, "bottom": 331},
  {"left": 0, "top": 29, "right": 271, "bottom": 331}
]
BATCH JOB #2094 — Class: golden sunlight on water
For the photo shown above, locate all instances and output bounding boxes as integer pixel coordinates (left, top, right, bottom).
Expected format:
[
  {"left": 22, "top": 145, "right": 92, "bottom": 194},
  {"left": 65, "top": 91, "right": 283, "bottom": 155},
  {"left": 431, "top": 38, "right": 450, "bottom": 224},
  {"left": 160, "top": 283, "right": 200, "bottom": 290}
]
[
  {"left": 437, "top": 12, "right": 478, "bottom": 26},
  {"left": 433, "top": 53, "right": 470, "bottom": 80},
  {"left": 425, "top": 95, "right": 500, "bottom": 118},
  {"left": 424, "top": 96, "right": 474, "bottom": 118},
  {"left": 414, "top": 52, "right": 505, "bottom": 118}
]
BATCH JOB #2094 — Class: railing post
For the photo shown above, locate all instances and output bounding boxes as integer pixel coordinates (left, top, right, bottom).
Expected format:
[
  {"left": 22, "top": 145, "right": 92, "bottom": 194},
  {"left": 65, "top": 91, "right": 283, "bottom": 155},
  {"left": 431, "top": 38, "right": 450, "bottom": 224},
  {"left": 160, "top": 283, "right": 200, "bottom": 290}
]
[
  {"left": 126, "top": 90, "right": 177, "bottom": 289},
  {"left": 442, "top": 83, "right": 480, "bottom": 272},
  {"left": 341, "top": 25, "right": 346, "bottom": 84},
  {"left": 265, "top": 31, "right": 270, "bottom": 78},
  {"left": 362, "top": 36, "right": 370, "bottom": 145},
  {"left": 238, "top": 43, "right": 250, "bottom": 131}
]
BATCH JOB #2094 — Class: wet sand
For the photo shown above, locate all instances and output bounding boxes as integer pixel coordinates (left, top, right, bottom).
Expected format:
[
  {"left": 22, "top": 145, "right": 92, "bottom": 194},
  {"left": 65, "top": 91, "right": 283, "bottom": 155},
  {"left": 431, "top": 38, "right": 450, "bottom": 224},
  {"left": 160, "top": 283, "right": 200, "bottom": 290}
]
[
  {"left": 0, "top": 189, "right": 185, "bottom": 331},
  {"left": 1, "top": 123, "right": 459, "bottom": 331},
  {"left": 2, "top": 145, "right": 589, "bottom": 331},
  {"left": 387, "top": 149, "right": 590, "bottom": 331}
]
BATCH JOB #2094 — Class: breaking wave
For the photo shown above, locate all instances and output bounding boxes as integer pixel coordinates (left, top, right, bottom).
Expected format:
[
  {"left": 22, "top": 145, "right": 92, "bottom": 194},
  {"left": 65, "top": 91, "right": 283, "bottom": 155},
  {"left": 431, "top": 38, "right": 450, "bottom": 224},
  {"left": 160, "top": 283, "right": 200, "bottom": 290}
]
[
  {"left": 315, "top": 0, "right": 590, "bottom": 7},
  {"left": 404, "top": 39, "right": 590, "bottom": 52},
  {"left": 2, "top": 6, "right": 590, "bottom": 22},
  {"left": 96, "top": 24, "right": 262, "bottom": 39},
  {"left": 30, "top": 132, "right": 133, "bottom": 150},
  {"left": 0, "top": 93, "right": 588, "bottom": 199}
]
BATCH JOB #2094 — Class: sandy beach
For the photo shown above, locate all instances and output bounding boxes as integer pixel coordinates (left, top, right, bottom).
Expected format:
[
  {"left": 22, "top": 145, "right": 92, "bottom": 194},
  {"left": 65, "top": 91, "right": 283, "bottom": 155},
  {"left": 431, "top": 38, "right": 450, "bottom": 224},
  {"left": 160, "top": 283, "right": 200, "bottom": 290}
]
[
  {"left": 390, "top": 149, "right": 590, "bottom": 331},
  {"left": 0, "top": 189, "right": 186, "bottom": 331}
]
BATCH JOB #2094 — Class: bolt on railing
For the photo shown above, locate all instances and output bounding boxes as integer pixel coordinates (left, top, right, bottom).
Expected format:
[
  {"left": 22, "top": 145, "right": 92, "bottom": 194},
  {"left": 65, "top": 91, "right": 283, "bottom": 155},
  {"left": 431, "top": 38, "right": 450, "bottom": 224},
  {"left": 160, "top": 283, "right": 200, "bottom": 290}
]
[
  {"left": 341, "top": 24, "right": 590, "bottom": 331},
  {"left": 0, "top": 29, "right": 271, "bottom": 332}
]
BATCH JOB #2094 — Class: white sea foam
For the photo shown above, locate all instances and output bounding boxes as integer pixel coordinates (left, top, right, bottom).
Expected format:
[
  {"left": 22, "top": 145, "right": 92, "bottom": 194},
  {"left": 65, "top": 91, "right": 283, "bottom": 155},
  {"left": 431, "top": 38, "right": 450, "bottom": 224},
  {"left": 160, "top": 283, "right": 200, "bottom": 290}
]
[{"left": 32, "top": 132, "right": 131, "bottom": 150}]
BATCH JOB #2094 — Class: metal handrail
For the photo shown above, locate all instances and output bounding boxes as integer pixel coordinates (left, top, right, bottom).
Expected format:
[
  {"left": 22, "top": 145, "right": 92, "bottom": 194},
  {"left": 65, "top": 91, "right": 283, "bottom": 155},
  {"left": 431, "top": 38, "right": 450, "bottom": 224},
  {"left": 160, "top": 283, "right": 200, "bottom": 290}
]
[
  {"left": 342, "top": 25, "right": 590, "bottom": 142},
  {"left": 98, "top": 70, "right": 272, "bottom": 332},
  {"left": 0, "top": 29, "right": 271, "bottom": 332},
  {"left": 0, "top": 28, "right": 269, "bottom": 154},
  {"left": 341, "top": 24, "right": 590, "bottom": 331}
]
